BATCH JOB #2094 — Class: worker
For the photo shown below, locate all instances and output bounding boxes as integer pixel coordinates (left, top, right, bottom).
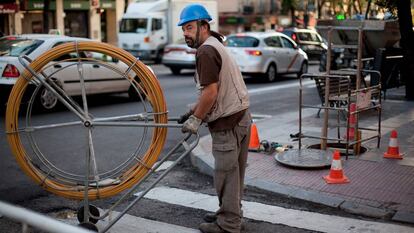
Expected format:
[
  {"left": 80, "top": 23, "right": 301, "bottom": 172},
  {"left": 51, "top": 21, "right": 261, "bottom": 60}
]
[{"left": 177, "top": 4, "right": 251, "bottom": 233}]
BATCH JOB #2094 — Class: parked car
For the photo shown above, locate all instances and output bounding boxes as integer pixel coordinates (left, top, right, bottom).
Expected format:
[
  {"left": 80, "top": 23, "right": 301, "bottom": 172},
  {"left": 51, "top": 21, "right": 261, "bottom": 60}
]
[
  {"left": 161, "top": 38, "right": 196, "bottom": 75},
  {"left": 0, "top": 34, "right": 145, "bottom": 111},
  {"left": 225, "top": 32, "right": 308, "bottom": 82},
  {"left": 281, "top": 28, "right": 327, "bottom": 61}
]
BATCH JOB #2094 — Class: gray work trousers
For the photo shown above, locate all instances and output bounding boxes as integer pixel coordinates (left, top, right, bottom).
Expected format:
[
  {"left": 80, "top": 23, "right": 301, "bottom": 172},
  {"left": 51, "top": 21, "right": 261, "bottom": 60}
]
[{"left": 210, "top": 111, "right": 251, "bottom": 233}]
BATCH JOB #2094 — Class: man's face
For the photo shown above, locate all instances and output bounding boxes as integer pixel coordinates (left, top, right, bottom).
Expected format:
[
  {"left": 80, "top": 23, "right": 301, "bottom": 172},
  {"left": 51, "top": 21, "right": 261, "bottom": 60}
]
[{"left": 182, "top": 21, "right": 198, "bottom": 48}]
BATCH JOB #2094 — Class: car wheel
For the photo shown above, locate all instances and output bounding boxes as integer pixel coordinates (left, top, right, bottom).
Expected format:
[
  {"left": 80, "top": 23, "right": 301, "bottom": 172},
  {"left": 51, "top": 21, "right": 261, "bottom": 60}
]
[
  {"left": 264, "top": 64, "right": 276, "bottom": 82},
  {"left": 154, "top": 50, "right": 163, "bottom": 64},
  {"left": 170, "top": 67, "right": 181, "bottom": 75},
  {"left": 297, "top": 62, "right": 308, "bottom": 78},
  {"left": 36, "top": 86, "right": 59, "bottom": 111}
]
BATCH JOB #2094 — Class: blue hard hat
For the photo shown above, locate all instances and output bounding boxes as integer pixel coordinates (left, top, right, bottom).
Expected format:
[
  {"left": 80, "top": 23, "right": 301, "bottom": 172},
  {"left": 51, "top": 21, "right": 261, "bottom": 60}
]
[{"left": 177, "top": 4, "right": 212, "bottom": 26}]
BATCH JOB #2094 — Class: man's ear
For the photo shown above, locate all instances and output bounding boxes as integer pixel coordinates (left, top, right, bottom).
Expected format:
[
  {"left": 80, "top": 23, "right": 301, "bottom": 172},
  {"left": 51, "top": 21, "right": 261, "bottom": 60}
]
[{"left": 201, "top": 24, "right": 209, "bottom": 32}]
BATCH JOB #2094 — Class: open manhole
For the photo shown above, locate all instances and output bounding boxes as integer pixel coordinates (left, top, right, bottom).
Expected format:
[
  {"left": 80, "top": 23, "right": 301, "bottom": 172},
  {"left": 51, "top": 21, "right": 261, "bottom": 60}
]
[
  {"left": 307, "top": 143, "right": 367, "bottom": 156},
  {"left": 274, "top": 149, "right": 332, "bottom": 169}
]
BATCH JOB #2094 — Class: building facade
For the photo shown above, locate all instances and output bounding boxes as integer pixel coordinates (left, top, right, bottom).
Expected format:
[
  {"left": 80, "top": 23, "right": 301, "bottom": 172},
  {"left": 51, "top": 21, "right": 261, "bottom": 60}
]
[
  {"left": 218, "top": 0, "right": 285, "bottom": 35},
  {"left": 1, "top": 0, "right": 128, "bottom": 45},
  {"left": 1, "top": 0, "right": 324, "bottom": 43},
  {"left": 0, "top": 0, "right": 20, "bottom": 36}
]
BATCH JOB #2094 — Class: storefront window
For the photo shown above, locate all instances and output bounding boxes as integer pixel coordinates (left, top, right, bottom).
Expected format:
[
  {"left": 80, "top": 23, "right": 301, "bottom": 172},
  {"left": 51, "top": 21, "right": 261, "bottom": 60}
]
[
  {"left": 64, "top": 11, "right": 88, "bottom": 38},
  {"left": 32, "top": 21, "right": 42, "bottom": 33}
]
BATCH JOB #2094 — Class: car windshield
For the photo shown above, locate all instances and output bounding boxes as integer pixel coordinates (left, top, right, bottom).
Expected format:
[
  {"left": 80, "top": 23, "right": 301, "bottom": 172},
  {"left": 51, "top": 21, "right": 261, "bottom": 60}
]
[
  {"left": 226, "top": 36, "right": 259, "bottom": 47},
  {"left": 0, "top": 37, "right": 43, "bottom": 57},
  {"left": 297, "top": 32, "right": 321, "bottom": 42},
  {"left": 120, "top": 18, "right": 148, "bottom": 33}
]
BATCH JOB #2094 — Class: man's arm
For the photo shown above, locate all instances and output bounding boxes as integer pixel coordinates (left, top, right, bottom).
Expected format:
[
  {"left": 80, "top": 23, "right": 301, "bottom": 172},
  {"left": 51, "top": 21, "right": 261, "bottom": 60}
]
[{"left": 193, "top": 82, "right": 218, "bottom": 121}]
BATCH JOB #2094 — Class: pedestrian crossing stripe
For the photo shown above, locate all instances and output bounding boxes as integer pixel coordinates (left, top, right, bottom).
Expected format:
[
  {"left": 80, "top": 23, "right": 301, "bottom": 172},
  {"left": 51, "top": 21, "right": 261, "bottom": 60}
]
[{"left": 137, "top": 186, "right": 414, "bottom": 233}]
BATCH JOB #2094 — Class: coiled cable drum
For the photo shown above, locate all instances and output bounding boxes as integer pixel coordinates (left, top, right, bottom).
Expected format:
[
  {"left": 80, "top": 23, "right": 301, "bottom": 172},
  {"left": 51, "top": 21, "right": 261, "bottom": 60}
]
[{"left": 6, "top": 41, "right": 167, "bottom": 200}]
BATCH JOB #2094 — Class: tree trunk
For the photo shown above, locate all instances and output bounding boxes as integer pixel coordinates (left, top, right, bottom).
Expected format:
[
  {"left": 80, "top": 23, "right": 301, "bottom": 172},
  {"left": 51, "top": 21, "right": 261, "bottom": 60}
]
[
  {"left": 365, "top": 0, "right": 372, "bottom": 19},
  {"left": 354, "top": 0, "right": 362, "bottom": 14},
  {"left": 317, "top": 1, "right": 322, "bottom": 18},
  {"left": 347, "top": 0, "right": 353, "bottom": 18},
  {"left": 43, "top": 0, "right": 50, "bottom": 33},
  {"left": 396, "top": 0, "right": 414, "bottom": 100}
]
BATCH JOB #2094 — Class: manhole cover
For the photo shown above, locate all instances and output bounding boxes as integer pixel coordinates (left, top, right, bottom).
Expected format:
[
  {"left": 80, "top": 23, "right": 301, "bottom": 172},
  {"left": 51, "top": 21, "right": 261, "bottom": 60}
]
[{"left": 274, "top": 149, "right": 332, "bottom": 168}]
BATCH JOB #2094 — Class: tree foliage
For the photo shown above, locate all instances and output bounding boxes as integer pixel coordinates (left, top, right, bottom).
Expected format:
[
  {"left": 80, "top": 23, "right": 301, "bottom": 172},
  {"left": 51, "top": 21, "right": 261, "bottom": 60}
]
[
  {"left": 375, "top": 0, "right": 397, "bottom": 15},
  {"left": 282, "top": 0, "right": 298, "bottom": 14}
]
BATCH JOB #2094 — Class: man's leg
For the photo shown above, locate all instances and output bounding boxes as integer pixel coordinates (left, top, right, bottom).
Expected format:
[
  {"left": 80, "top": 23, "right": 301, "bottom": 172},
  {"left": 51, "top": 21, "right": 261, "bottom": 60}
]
[
  {"left": 211, "top": 129, "right": 242, "bottom": 233},
  {"left": 237, "top": 122, "right": 250, "bottom": 216}
]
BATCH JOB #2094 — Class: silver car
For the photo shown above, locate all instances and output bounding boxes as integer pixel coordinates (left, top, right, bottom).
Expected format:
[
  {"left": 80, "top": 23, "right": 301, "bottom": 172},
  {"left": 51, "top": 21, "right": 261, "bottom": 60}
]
[
  {"left": 225, "top": 32, "right": 308, "bottom": 82},
  {"left": 162, "top": 39, "right": 196, "bottom": 75},
  {"left": 0, "top": 34, "right": 146, "bottom": 111}
]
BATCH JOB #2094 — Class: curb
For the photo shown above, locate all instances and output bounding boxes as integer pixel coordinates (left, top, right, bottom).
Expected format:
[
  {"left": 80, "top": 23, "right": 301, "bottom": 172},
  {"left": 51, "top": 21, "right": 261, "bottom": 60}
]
[{"left": 190, "top": 134, "right": 410, "bottom": 224}]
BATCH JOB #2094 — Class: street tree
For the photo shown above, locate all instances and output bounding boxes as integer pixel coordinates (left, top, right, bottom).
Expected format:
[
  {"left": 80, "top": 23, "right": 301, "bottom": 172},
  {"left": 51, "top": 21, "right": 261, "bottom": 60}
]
[
  {"left": 282, "top": 0, "right": 298, "bottom": 26},
  {"left": 316, "top": 0, "right": 328, "bottom": 17}
]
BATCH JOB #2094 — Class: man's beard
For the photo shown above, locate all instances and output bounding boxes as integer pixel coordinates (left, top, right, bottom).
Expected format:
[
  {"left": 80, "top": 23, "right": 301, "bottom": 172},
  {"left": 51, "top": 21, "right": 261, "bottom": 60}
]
[{"left": 185, "top": 36, "right": 197, "bottom": 48}]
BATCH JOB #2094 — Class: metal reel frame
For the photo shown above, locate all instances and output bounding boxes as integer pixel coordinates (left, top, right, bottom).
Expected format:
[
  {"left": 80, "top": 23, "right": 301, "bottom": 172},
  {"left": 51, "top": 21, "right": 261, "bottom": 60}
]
[{"left": 5, "top": 41, "right": 200, "bottom": 232}]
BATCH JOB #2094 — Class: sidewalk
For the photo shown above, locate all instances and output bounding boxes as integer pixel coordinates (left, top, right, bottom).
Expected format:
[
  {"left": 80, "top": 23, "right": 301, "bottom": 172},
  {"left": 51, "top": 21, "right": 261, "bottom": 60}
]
[{"left": 190, "top": 87, "right": 414, "bottom": 225}]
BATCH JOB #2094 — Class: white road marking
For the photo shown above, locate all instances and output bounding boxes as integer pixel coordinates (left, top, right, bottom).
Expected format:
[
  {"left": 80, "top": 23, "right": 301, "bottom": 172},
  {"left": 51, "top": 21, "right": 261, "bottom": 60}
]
[
  {"left": 59, "top": 209, "right": 198, "bottom": 233},
  {"left": 138, "top": 186, "right": 414, "bottom": 233},
  {"left": 153, "top": 161, "right": 175, "bottom": 172},
  {"left": 248, "top": 79, "right": 314, "bottom": 95}
]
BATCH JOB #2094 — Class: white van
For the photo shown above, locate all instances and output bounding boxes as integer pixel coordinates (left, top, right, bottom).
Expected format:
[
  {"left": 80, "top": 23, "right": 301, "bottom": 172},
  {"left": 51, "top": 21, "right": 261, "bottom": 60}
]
[{"left": 118, "top": 0, "right": 218, "bottom": 63}]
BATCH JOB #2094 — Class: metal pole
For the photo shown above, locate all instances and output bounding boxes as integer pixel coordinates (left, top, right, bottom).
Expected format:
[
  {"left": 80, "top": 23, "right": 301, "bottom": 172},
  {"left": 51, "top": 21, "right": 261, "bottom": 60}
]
[
  {"left": 0, "top": 201, "right": 93, "bottom": 233},
  {"left": 357, "top": 28, "right": 362, "bottom": 92},
  {"left": 346, "top": 80, "right": 351, "bottom": 159},
  {"left": 100, "top": 134, "right": 199, "bottom": 233},
  {"left": 378, "top": 84, "right": 382, "bottom": 148},
  {"left": 83, "top": 129, "right": 91, "bottom": 223},
  {"left": 321, "top": 28, "right": 332, "bottom": 150},
  {"left": 299, "top": 74, "right": 303, "bottom": 149},
  {"left": 354, "top": 27, "right": 363, "bottom": 156}
]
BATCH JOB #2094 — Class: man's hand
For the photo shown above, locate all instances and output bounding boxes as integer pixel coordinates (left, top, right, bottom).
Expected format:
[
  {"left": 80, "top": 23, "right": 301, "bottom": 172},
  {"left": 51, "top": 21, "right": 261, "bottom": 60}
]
[
  {"left": 177, "top": 111, "right": 192, "bottom": 124},
  {"left": 182, "top": 115, "right": 202, "bottom": 134}
]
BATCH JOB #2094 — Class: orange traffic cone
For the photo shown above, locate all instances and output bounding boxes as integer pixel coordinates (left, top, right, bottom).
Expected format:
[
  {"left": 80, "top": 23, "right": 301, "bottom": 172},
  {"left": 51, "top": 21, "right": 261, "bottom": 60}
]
[
  {"left": 248, "top": 123, "right": 260, "bottom": 151},
  {"left": 384, "top": 130, "right": 403, "bottom": 159},
  {"left": 323, "top": 150, "right": 350, "bottom": 184},
  {"left": 344, "top": 103, "right": 357, "bottom": 141}
]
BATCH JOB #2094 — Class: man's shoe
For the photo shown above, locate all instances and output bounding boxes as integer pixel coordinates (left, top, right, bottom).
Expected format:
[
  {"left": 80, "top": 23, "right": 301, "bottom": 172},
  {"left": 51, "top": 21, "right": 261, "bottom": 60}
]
[
  {"left": 203, "top": 213, "right": 217, "bottom": 223},
  {"left": 199, "top": 222, "right": 227, "bottom": 233},
  {"left": 202, "top": 214, "right": 246, "bottom": 231}
]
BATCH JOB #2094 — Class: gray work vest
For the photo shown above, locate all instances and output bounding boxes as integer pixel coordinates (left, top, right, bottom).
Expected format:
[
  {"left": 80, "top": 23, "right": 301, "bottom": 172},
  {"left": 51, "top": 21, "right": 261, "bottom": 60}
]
[{"left": 195, "top": 36, "right": 249, "bottom": 123}]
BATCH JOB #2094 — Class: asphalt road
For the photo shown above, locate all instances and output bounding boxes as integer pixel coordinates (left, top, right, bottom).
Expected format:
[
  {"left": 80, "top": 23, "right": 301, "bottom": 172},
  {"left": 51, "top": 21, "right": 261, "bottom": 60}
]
[{"left": 0, "top": 63, "right": 360, "bottom": 233}]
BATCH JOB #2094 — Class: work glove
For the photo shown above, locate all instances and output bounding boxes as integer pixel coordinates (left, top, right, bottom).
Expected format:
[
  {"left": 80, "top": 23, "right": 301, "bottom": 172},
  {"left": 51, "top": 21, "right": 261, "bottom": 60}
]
[
  {"left": 182, "top": 115, "right": 202, "bottom": 134},
  {"left": 177, "top": 111, "right": 192, "bottom": 124}
]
